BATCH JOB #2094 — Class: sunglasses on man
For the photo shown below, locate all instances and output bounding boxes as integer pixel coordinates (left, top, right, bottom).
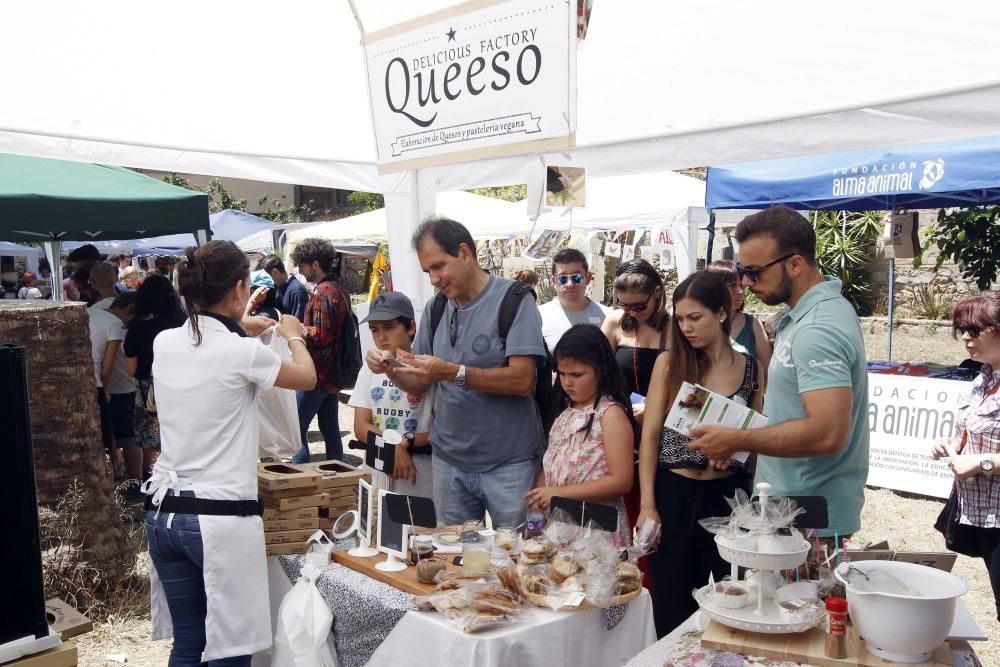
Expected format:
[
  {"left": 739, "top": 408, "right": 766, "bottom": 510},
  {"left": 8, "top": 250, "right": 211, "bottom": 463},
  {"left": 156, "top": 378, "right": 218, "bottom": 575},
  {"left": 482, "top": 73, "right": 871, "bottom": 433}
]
[
  {"left": 554, "top": 273, "right": 586, "bottom": 286},
  {"left": 735, "top": 254, "right": 795, "bottom": 283}
]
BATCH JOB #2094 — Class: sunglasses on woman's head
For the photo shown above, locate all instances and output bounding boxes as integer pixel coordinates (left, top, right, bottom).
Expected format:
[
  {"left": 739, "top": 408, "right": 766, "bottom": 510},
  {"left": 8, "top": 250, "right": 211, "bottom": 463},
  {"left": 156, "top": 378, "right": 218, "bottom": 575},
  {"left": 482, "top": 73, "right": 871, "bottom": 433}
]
[{"left": 554, "top": 273, "right": 586, "bottom": 286}]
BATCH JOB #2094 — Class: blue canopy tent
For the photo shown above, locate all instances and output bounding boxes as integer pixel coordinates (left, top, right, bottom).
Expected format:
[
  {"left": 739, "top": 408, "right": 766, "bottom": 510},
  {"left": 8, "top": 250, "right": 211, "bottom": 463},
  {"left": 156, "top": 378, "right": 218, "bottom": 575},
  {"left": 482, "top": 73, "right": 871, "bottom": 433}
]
[
  {"left": 705, "top": 135, "right": 1000, "bottom": 360},
  {"left": 132, "top": 209, "right": 275, "bottom": 257}
]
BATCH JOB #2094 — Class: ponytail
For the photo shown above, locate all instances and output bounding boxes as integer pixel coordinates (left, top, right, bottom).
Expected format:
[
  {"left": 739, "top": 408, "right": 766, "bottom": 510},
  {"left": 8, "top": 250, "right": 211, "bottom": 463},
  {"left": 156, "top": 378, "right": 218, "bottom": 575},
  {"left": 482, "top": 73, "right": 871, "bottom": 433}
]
[{"left": 176, "top": 241, "right": 250, "bottom": 346}]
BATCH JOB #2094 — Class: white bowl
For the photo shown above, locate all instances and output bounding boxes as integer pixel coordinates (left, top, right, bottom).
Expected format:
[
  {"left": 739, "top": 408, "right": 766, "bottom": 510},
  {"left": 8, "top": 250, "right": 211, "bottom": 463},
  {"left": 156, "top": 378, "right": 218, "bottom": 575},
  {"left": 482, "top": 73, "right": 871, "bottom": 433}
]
[
  {"left": 715, "top": 534, "right": 810, "bottom": 571},
  {"left": 835, "top": 561, "right": 967, "bottom": 663}
]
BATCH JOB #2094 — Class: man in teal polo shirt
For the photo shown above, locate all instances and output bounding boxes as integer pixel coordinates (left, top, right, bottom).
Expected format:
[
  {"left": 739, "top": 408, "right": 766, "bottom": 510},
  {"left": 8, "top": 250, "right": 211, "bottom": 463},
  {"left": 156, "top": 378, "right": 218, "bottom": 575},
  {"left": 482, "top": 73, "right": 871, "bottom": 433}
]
[{"left": 690, "top": 206, "right": 868, "bottom": 538}]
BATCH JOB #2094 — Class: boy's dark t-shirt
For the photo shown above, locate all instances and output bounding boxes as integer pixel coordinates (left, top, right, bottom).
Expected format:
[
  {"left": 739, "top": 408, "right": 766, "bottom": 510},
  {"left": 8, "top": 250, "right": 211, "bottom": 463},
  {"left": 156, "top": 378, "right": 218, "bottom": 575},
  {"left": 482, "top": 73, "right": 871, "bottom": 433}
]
[{"left": 124, "top": 316, "right": 184, "bottom": 381}]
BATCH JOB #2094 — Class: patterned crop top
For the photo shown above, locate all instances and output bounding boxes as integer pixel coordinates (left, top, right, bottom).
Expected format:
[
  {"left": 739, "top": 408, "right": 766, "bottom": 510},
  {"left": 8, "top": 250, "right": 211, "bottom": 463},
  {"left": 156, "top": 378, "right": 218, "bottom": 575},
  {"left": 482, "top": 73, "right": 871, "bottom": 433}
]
[{"left": 657, "top": 353, "right": 758, "bottom": 472}]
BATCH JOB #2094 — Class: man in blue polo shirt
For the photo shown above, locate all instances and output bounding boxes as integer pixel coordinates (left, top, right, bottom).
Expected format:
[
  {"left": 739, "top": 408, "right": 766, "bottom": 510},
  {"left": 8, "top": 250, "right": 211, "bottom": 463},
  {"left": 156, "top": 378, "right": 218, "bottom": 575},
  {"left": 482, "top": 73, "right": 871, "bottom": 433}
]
[{"left": 690, "top": 206, "right": 869, "bottom": 539}]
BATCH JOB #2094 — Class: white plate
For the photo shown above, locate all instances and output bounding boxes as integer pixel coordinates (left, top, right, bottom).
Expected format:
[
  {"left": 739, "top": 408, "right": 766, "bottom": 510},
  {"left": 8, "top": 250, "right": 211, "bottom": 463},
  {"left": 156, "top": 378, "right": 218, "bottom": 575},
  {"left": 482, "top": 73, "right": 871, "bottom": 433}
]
[
  {"left": 693, "top": 585, "right": 819, "bottom": 634},
  {"left": 715, "top": 535, "right": 810, "bottom": 571}
]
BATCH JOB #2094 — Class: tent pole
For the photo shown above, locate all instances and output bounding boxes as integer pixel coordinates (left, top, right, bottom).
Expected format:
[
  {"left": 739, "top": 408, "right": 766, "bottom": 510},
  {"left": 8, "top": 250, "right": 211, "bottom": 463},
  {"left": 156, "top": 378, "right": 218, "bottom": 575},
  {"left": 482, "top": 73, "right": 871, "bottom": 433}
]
[
  {"left": 43, "top": 240, "right": 62, "bottom": 301},
  {"left": 705, "top": 210, "right": 716, "bottom": 267},
  {"left": 887, "top": 257, "right": 895, "bottom": 362}
]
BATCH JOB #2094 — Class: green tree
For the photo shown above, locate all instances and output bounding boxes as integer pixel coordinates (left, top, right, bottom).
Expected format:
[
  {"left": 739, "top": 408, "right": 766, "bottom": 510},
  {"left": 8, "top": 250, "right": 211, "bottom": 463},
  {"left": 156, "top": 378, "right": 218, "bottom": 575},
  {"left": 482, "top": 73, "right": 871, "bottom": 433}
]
[
  {"left": 467, "top": 184, "right": 527, "bottom": 202},
  {"left": 162, "top": 173, "right": 303, "bottom": 222},
  {"left": 813, "top": 210, "right": 884, "bottom": 315},
  {"left": 918, "top": 206, "right": 1000, "bottom": 291},
  {"left": 347, "top": 190, "right": 384, "bottom": 215}
]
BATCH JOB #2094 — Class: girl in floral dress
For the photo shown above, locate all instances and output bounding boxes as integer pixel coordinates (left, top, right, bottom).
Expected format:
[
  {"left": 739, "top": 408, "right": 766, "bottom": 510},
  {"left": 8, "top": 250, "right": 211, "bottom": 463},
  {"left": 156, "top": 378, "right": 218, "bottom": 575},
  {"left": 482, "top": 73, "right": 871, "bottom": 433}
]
[{"left": 524, "top": 324, "right": 637, "bottom": 545}]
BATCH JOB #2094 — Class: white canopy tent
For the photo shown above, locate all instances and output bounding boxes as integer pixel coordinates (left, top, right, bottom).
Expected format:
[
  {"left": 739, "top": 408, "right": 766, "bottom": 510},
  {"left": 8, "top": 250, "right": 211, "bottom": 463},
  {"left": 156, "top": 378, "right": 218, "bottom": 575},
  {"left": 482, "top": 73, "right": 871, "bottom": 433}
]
[
  {"left": 0, "top": 242, "right": 41, "bottom": 273},
  {"left": 4, "top": 1, "right": 1000, "bottom": 303}
]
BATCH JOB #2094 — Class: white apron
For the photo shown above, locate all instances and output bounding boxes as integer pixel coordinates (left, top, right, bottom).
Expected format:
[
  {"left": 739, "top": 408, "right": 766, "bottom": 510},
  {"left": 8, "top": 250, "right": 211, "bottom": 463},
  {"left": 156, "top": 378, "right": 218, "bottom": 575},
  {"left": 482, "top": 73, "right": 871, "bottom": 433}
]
[{"left": 145, "top": 470, "right": 272, "bottom": 661}]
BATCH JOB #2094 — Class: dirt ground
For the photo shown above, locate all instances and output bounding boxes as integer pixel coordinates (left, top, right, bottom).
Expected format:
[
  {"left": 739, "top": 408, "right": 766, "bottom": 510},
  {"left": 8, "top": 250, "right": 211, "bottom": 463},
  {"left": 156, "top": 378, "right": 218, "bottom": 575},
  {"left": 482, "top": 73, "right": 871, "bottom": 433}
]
[{"left": 74, "top": 330, "right": 997, "bottom": 666}]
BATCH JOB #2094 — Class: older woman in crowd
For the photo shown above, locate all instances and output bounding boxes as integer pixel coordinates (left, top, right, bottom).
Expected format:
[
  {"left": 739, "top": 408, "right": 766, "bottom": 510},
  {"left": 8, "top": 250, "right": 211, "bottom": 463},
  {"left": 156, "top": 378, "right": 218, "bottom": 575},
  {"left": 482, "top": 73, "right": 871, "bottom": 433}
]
[{"left": 932, "top": 291, "right": 1000, "bottom": 622}]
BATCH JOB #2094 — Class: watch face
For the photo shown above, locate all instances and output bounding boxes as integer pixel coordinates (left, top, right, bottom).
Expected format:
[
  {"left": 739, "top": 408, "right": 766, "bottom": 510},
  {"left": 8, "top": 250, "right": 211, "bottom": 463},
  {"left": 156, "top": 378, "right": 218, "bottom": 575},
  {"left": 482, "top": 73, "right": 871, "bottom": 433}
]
[{"left": 983, "top": 458, "right": 995, "bottom": 472}]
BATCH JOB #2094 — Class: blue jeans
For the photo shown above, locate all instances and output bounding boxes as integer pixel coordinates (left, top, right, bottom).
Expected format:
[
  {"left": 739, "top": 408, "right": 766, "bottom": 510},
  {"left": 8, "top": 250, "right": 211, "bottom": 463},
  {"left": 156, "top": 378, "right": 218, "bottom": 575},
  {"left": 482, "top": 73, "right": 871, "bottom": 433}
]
[
  {"left": 432, "top": 456, "right": 538, "bottom": 527},
  {"left": 146, "top": 500, "right": 250, "bottom": 666},
  {"left": 291, "top": 386, "right": 342, "bottom": 464}
]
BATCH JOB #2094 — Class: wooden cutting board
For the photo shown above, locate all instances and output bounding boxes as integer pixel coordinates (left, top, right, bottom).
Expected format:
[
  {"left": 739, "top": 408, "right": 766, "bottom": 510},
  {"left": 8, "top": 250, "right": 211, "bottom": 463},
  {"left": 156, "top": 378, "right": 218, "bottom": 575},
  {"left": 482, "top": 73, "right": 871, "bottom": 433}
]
[
  {"left": 701, "top": 620, "right": 952, "bottom": 666},
  {"left": 332, "top": 550, "right": 460, "bottom": 595}
]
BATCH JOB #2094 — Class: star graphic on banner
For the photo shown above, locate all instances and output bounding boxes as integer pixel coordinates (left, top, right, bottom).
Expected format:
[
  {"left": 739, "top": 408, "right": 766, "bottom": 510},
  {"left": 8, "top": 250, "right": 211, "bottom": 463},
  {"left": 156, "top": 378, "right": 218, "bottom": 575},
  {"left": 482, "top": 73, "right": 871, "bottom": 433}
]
[{"left": 446, "top": 26, "right": 456, "bottom": 41}]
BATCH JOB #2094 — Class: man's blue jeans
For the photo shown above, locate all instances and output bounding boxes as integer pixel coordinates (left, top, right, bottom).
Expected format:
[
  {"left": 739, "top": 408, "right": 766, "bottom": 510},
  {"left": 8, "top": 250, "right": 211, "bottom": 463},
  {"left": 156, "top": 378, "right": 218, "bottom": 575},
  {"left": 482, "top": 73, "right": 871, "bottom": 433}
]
[
  {"left": 291, "top": 386, "right": 342, "bottom": 464},
  {"left": 146, "top": 505, "right": 250, "bottom": 666},
  {"left": 432, "top": 456, "right": 538, "bottom": 528}
]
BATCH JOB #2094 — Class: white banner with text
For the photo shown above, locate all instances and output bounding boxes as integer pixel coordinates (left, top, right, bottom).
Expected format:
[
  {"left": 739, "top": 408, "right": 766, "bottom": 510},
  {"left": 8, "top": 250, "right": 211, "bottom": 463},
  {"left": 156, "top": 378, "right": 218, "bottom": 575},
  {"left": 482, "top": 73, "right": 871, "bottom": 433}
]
[
  {"left": 364, "top": 0, "right": 576, "bottom": 172},
  {"left": 866, "top": 373, "right": 970, "bottom": 499}
]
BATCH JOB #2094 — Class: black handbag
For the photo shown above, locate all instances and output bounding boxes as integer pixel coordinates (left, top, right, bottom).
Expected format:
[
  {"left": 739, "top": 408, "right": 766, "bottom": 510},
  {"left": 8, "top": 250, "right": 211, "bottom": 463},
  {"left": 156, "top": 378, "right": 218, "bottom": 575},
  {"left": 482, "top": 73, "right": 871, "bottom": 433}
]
[{"left": 934, "top": 486, "right": 982, "bottom": 558}]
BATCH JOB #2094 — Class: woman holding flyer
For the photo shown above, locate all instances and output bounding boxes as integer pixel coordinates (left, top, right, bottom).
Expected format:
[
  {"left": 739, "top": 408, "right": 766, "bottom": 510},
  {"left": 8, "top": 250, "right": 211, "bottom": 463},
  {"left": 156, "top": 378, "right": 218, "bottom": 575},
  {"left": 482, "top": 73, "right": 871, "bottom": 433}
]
[{"left": 637, "top": 271, "right": 764, "bottom": 637}]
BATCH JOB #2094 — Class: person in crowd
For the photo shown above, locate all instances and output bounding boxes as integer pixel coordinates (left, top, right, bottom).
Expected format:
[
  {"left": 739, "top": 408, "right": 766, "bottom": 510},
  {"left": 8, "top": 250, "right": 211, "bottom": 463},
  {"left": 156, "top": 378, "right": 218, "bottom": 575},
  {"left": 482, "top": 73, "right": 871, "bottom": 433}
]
[
  {"left": 349, "top": 292, "right": 433, "bottom": 499},
  {"left": 512, "top": 268, "right": 539, "bottom": 291},
  {"left": 539, "top": 248, "right": 611, "bottom": 350},
  {"left": 257, "top": 254, "right": 308, "bottom": 321},
  {"left": 247, "top": 270, "right": 282, "bottom": 322},
  {"left": 90, "top": 263, "right": 142, "bottom": 482},
  {"left": 525, "top": 324, "right": 636, "bottom": 545},
  {"left": 37, "top": 260, "right": 53, "bottom": 298},
  {"left": 637, "top": 271, "right": 764, "bottom": 636},
  {"left": 367, "top": 217, "right": 546, "bottom": 528},
  {"left": 88, "top": 282, "right": 127, "bottom": 478},
  {"left": 117, "top": 253, "right": 132, "bottom": 274},
  {"left": 290, "top": 238, "right": 351, "bottom": 463},
  {"left": 931, "top": 291, "right": 1000, "bottom": 621},
  {"left": 142, "top": 240, "right": 316, "bottom": 665},
  {"left": 16, "top": 272, "right": 42, "bottom": 299},
  {"left": 137, "top": 257, "right": 151, "bottom": 280},
  {"left": 601, "top": 259, "right": 670, "bottom": 419},
  {"left": 707, "top": 260, "right": 772, "bottom": 374},
  {"left": 689, "top": 206, "right": 869, "bottom": 545},
  {"left": 65, "top": 244, "right": 102, "bottom": 302},
  {"left": 124, "top": 275, "right": 187, "bottom": 480},
  {"left": 120, "top": 266, "right": 141, "bottom": 291},
  {"left": 762, "top": 310, "right": 782, "bottom": 349}
]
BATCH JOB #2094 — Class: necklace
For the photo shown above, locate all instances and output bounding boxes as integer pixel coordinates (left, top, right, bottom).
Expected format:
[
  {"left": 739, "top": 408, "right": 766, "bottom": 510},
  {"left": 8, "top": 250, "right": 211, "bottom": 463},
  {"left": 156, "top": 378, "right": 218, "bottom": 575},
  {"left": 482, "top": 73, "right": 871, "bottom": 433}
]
[{"left": 633, "top": 345, "right": 641, "bottom": 394}]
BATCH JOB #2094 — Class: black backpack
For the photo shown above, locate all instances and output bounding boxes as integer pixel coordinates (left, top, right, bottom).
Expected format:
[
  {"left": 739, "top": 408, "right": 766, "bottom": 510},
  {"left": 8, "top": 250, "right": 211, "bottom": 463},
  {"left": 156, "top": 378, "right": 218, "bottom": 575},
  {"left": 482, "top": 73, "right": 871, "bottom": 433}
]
[
  {"left": 428, "top": 281, "right": 555, "bottom": 433},
  {"left": 321, "top": 280, "right": 363, "bottom": 390}
]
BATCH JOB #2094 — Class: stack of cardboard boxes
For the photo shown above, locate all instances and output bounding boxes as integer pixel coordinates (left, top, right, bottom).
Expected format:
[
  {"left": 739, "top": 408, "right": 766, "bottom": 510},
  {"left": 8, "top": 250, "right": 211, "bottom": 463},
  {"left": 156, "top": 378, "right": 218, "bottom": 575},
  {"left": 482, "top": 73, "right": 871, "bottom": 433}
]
[
  {"left": 7, "top": 599, "right": 92, "bottom": 666},
  {"left": 258, "top": 463, "right": 327, "bottom": 556}
]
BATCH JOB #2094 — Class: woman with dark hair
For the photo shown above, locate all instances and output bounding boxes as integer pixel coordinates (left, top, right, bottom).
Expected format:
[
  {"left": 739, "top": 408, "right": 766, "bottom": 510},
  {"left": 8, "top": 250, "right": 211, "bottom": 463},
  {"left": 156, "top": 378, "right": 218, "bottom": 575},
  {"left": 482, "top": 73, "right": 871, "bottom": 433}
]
[
  {"left": 142, "top": 241, "right": 316, "bottom": 665},
  {"left": 600, "top": 259, "right": 671, "bottom": 418},
  {"left": 637, "top": 271, "right": 764, "bottom": 637},
  {"left": 931, "top": 291, "right": 1000, "bottom": 621},
  {"left": 525, "top": 324, "right": 637, "bottom": 545},
  {"left": 124, "top": 275, "right": 186, "bottom": 479},
  {"left": 706, "top": 260, "right": 772, "bottom": 374}
]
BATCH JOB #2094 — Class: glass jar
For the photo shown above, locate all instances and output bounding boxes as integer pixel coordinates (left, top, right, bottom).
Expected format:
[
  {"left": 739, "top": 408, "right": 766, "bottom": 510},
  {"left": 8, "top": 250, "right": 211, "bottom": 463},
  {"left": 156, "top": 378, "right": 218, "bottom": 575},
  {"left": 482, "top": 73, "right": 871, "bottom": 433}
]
[
  {"left": 494, "top": 527, "right": 519, "bottom": 552},
  {"left": 411, "top": 535, "right": 434, "bottom": 562},
  {"left": 462, "top": 544, "right": 491, "bottom": 576}
]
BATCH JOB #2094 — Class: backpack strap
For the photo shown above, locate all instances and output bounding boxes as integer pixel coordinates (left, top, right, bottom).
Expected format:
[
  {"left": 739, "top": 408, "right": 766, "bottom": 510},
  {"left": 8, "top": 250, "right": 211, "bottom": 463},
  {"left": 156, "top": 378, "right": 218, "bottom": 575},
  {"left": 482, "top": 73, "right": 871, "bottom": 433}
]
[
  {"left": 427, "top": 292, "right": 448, "bottom": 354},
  {"left": 498, "top": 282, "right": 535, "bottom": 345}
]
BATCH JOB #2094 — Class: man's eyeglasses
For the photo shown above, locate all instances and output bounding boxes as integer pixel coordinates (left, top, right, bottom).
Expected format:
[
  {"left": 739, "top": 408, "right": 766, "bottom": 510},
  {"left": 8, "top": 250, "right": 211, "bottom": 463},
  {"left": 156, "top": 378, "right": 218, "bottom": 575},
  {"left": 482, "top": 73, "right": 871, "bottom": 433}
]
[
  {"left": 958, "top": 326, "right": 982, "bottom": 338},
  {"left": 735, "top": 255, "right": 795, "bottom": 283},
  {"left": 554, "top": 273, "right": 586, "bottom": 286},
  {"left": 618, "top": 292, "right": 655, "bottom": 313}
]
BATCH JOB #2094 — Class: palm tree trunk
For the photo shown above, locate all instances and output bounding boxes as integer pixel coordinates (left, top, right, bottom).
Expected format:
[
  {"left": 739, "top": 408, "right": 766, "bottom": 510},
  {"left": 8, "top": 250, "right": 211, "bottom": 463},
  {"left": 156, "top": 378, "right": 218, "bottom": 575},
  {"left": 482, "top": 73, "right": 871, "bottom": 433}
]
[{"left": 0, "top": 301, "right": 128, "bottom": 583}]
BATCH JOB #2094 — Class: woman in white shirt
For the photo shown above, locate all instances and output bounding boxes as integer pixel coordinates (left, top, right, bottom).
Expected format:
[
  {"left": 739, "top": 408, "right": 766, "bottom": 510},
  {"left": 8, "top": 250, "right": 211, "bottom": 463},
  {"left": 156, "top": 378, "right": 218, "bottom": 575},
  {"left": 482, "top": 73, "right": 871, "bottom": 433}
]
[{"left": 142, "top": 240, "right": 316, "bottom": 666}]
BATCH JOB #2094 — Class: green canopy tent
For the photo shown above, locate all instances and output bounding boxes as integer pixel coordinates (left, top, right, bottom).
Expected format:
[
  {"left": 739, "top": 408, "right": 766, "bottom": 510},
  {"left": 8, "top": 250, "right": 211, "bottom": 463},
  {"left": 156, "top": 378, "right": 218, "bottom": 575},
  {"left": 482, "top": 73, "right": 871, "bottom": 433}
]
[{"left": 0, "top": 153, "right": 209, "bottom": 299}]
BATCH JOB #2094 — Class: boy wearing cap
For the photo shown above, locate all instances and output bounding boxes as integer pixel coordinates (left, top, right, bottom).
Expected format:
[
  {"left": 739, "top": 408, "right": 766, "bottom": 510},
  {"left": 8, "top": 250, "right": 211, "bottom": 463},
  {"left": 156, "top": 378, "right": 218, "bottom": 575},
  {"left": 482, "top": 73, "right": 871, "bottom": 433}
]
[{"left": 349, "top": 292, "right": 434, "bottom": 499}]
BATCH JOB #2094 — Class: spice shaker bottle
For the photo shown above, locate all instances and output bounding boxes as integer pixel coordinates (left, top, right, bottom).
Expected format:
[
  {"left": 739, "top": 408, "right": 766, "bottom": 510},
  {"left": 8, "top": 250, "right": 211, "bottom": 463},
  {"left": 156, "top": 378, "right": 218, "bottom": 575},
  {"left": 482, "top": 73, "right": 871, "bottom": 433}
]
[{"left": 824, "top": 596, "right": 848, "bottom": 659}]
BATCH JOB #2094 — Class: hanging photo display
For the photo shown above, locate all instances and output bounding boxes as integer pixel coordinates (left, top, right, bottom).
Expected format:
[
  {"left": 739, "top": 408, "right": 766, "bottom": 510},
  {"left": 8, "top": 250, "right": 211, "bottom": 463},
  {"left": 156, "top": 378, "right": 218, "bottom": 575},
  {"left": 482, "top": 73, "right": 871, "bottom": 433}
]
[
  {"left": 364, "top": 0, "right": 577, "bottom": 173},
  {"left": 523, "top": 229, "right": 567, "bottom": 260},
  {"left": 655, "top": 244, "right": 675, "bottom": 268},
  {"left": 605, "top": 241, "right": 622, "bottom": 257},
  {"left": 639, "top": 246, "right": 654, "bottom": 262},
  {"left": 545, "top": 165, "right": 586, "bottom": 208},
  {"left": 621, "top": 245, "right": 635, "bottom": 261}
]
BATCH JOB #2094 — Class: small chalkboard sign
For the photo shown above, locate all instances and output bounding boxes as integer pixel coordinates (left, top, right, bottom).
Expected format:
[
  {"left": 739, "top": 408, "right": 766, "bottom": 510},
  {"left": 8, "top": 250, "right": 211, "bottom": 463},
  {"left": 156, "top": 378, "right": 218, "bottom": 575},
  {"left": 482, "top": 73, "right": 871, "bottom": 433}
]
[
  {"left": 549, "top": 496, "right": 618, "bottom": 532},
  {"left": 384, "top": 493, "right": 437, "bottom": 529},
  {"left": 751, "top": 494, "right": 829, "bottom": 530},
  {"left": 365, "top": 431, "right": 397, "bottom": 475}
]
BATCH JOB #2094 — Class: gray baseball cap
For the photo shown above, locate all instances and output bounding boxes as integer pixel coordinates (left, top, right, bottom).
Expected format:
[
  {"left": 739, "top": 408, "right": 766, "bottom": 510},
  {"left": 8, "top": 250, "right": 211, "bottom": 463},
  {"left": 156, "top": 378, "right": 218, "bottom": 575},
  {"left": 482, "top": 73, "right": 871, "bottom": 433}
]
[{"left": 361, "top": 291, "right": 415, "bottom": 323}]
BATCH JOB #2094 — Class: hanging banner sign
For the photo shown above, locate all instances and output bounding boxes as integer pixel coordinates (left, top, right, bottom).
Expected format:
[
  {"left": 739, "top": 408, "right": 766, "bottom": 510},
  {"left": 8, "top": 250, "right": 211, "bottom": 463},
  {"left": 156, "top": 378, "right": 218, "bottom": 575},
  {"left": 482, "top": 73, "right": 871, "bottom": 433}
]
[
  {"left": 650, "top": 224, "right": 674, "bottom": 246},
  {"left": 865, "top": 373, "right": 970, "bottom": 499},
  {"left": 364, "top": 0, "right": 577, "bottom": 174}
]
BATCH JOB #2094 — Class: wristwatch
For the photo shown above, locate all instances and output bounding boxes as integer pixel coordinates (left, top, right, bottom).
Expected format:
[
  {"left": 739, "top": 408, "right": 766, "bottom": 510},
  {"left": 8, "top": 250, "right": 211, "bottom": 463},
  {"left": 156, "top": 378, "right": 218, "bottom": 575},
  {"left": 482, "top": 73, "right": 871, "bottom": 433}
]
[
  {"left": 981, "top": 456, "right": 996, "bottom": 475},
  {"left": 403, "top": 431, "right": 415, "bottom": 449},
  {"left": 453, "top": 363, "right": 467, "bottom": 387}
]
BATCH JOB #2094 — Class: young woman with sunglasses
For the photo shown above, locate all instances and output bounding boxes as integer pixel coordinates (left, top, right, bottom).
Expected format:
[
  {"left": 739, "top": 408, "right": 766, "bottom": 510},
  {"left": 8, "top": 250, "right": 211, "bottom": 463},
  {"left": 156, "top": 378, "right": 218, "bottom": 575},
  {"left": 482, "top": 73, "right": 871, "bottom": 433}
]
[
  {"left": 931, "top": 292, "right": 1000, "bottom": 622},
  {"left": 707, "top": 260, "right": 772, "bottom": 376},
  {"left": 637, "top": 271, "right": 763, "bottom": 637},
  {"left": 600, "top": 259, "right": 670, "bottom": 422}
]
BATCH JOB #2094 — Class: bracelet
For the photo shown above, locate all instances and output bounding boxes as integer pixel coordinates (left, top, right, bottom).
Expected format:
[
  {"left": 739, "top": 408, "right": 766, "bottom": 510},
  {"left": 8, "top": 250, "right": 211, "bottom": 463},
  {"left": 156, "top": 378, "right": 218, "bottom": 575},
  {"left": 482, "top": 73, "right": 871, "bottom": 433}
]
[{"left": 286, "top": 336, "right": 306, "bottom": 346}]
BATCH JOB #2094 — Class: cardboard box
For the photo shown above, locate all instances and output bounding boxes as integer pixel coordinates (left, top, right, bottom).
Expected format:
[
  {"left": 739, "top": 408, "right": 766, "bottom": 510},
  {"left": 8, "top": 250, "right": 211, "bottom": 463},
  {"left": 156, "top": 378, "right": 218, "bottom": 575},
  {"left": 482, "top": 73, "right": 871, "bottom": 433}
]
[
  {"left": 257, "top": 463, "right": 321, "bottom": 492},
  {"left": 262, "top": 493, "right": 328, "bottom": 511},
  {"left": 258, "top": 484, "right": 321, "bottom": 500},
  {"left": 263, "top": 518, "right": 320, "bottom": 533},
  {"left": 261, "top": 506, "right": 319, "bottom": 521},
  {"left": 266, "top": 542, "right": 307, "bottom": 557},
  {"left": 45, "top": 598, "right": 92, "bottom": 640},
  {"left": 299, "top": 460, "right": 368, "bottom": 490},
  {"left": 7, "top": 641, "right": 77, "bottom": 667},
  {"left": 264, "top": 528, "right": 319, "bottom": 545},
  {"left": 327, "top": 495, "right": 357, "bottom": 510}
]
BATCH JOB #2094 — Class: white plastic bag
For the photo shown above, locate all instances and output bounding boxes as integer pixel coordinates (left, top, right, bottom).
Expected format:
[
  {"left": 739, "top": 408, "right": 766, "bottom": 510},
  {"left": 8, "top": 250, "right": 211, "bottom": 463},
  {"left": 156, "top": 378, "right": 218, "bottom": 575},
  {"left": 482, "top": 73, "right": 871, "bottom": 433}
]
[
  {"left": 257, "top": 329, "right": 301, "bottom": 459},
  {"left": 271, "top": 563, "right": 338, "bottom": 667}
]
